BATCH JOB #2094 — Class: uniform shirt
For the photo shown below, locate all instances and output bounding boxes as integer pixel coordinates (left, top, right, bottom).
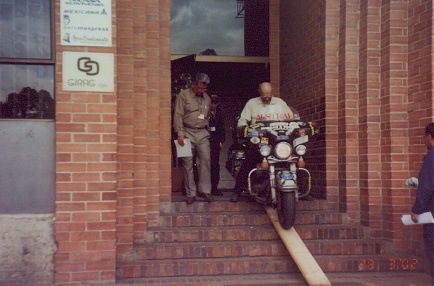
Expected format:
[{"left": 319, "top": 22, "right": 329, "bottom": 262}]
[
  {"left": 173, "top": 87, "right": 211, "bottom": 135},
  {"left": 412, "top": 147, "right": 434, "bottom": 215},
  {"left": 237, "top": 96, "right": 297, "bottom": 126}
]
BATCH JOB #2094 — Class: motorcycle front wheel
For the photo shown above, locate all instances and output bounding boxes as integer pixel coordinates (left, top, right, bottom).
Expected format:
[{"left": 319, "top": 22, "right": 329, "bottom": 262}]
[{"left": 276, "top": 191, "right": 296, "bottom": 229}]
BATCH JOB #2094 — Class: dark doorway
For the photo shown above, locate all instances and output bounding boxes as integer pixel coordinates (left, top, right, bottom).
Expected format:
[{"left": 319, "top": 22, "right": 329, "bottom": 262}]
[{"left": 170, "top": 55, "right": 270, "bottom": 192}]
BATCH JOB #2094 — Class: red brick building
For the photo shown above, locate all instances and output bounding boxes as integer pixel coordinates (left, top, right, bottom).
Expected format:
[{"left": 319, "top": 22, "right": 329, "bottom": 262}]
[{"left": 1, "top": 0, "right": 433, "bottom": 285}]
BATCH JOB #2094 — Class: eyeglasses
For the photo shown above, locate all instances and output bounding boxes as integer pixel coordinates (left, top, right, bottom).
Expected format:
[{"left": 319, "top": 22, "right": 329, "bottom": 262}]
[{"left": 194, "top": 82, "right": 207, "bottom": 92}]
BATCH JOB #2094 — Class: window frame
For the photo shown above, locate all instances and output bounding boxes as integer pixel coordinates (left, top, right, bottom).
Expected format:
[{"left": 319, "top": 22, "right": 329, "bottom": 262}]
[
  {"left": 0, "top": 0, "right": 56, "bottom": 120},
  {"left": 0, "top": 0, "right": 55, "bottom": 64}
]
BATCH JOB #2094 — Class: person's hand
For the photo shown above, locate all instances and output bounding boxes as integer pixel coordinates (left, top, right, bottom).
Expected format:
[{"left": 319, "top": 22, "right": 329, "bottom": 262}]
[
  {"left": 219, "top": 142, "right": 223, "bottom": 150},
  {"left": 405, "top": 177, "right": 419, "bottom": 187},
  {"left": 237, "top": 125, "right": 247, "bottom": 138},
  {"left": 411, "top": 212, "right": 419, "bottom": 223},
  {"left": 177, "top": 135, "right": 185, "bottom": 146}
]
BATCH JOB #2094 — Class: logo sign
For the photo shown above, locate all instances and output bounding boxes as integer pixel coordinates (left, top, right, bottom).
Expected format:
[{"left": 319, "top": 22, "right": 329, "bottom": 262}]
[
  {"left": 63, "top": 52, "right": 114, "bottom": 92},
  {"left": 60, "top": 0, "right": 112, "bottom": 47},
  {"left": 77, "top": 57, "right": 99, "bottom": 75}
]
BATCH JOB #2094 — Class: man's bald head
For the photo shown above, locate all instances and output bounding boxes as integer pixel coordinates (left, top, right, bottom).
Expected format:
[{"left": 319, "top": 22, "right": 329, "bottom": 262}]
[{"left": 258, "top": 82, "right": 273, "bottom": 104}]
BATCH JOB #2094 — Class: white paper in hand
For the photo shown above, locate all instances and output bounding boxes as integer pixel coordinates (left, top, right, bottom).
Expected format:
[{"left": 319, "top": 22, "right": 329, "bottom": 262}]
[
  {"left": 401, "top": 211, "right": 434, "bottom": 226},
  {"left": 174, "top": 138, "right": 192, "bottom": 157}
]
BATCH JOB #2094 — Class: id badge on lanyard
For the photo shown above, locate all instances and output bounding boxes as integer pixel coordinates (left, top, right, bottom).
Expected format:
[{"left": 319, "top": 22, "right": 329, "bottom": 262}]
[{"left": 197, "top": 96, "right": 205, "bottom": 120}]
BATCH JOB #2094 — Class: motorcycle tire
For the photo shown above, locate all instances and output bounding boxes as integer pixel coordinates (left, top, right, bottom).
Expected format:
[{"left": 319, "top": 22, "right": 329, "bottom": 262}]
[{"left": 276, "top": 191, "right": 296, "bottom": 229}]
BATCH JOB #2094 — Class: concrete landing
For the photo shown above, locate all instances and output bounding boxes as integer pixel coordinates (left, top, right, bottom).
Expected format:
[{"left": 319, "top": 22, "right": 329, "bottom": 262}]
[{"left": 117, "top": 272, "right": 432, "bottom": 286}]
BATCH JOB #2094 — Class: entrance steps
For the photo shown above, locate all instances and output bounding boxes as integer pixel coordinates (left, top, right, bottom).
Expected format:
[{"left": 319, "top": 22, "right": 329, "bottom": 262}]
[{"left": 116, "top": 193, "right": 422, "bottom": 279}]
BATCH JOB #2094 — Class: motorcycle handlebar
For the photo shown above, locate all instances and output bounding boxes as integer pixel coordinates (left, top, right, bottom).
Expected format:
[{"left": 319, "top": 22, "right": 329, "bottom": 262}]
[{"left": 236, "top": 121, "right": 319, "bottom": 139}]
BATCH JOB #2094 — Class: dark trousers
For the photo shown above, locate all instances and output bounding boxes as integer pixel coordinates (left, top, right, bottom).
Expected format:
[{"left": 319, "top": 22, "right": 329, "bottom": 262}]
[
  {"left": 423, "top": 223, "right": 434, "bottom": 284},
  {"left": 210, "top": 142, "right": 220, "bottom": 190}
]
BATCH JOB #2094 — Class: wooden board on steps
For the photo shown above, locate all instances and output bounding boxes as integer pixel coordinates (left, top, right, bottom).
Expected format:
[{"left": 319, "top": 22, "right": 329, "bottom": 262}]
[{"left": 265, "top": 207, "right": 331, "bottom": 286}]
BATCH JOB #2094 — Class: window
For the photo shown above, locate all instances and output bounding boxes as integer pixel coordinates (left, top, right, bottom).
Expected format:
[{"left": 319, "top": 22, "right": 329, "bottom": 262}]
[
  {"left": 0, "top": 0, "right": 54, "bottom": 119},
  {"left": 170, "top": 0, "right": 245, "bottom": 56},
  {"left": 0, "top": 0, "right": 55, "bottom": 214}
]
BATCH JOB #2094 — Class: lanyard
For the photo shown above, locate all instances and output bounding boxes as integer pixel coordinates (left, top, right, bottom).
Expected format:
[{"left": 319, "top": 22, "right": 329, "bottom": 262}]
[{"left": 196, "top": 96, "right": 203, "bottom": 114}]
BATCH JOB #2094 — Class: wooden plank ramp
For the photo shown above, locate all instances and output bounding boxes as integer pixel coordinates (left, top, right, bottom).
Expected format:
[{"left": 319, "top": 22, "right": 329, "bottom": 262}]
[{"left": 265, "top": 207, "right": 332, "bottom": 286}]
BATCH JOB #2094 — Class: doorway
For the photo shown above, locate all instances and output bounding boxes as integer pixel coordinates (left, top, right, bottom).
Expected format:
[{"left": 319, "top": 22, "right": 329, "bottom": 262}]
[{"left": 170, "top": 55, "right": 270, "bottom": 193}]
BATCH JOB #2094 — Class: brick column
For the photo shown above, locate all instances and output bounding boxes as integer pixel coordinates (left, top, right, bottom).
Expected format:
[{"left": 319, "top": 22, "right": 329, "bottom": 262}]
[
  {"left": 324, "top": 0, "right": 340, "bottom": 210},
  {"left": 379, "top": 1, "right": 411, "bottom": 245},
  {"left": 54, "top": 0, "right": 118, "bottom": 283},
  {"left": 358, "top": 0, "right": 382, "bottom": 236},
  {"left": 115, "top": 0, "right": 137, "bottom": 276},
  {"left": 337, "top": 0, "right": 361, "bottom": 221},
  {"left": 115, "top": 0, "right": 172, "bottom": 278},
  {"left": 403, "top": 0, "right": 433, "bottom": 254}
]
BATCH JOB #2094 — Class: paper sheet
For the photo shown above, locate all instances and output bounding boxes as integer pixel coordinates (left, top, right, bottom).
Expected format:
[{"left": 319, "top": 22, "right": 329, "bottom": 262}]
[
  {"left": 401, "top": 211, "right": 434, "bottom": 226},
  {"left": 174, "top": 138, "right": 192, "bottom": 157}
]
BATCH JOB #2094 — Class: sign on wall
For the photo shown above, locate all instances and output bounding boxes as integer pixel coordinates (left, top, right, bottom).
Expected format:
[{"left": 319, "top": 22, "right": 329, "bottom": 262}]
[
  {"left": 60, "top": 0, "right": 112, "bottom": 47},
  {"left": 62, "top": 52, "right": 114, "bottom": 92}
]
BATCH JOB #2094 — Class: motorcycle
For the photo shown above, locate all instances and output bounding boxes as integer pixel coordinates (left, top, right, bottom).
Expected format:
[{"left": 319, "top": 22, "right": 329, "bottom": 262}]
[{"left": 226, "top": 118, "right": 318, "bottom": 229}]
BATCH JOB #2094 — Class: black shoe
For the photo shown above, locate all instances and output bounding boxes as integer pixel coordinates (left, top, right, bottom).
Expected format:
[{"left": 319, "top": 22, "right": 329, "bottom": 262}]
[
  {"left": 186, "top": 197, "right": 195, "bottom": 204},
  {"left": 230, "top": 193, "right": 241, "bottom": 202},
  {"left": 198, "top": 192, "right": 214, "bottom": 202},
  {"left": 212, "top": 189, "right": 223, "bottom": 196}
]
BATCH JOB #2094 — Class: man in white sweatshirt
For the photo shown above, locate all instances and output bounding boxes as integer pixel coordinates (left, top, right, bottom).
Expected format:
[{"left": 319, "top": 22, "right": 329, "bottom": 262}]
[{"left": 230, "top": 82, "right": 299, "bottom": 202}]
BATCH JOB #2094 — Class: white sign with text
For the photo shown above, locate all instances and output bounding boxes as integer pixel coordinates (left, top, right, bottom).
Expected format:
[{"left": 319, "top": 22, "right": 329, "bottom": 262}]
[
  {"left": 60, "top": 0, "right": 112, "bottom": 47},
  {"left": 62, "top": 52, "right": 114, "bottom": 92}
]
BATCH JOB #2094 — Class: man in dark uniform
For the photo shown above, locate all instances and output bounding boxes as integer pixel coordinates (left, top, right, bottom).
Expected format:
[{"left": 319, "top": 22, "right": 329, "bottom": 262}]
[
  {"left": 173, "top": 73, "right": 214, "bottom": 204},
  {"left": 410, "top": 122, "right": 434, "bottom": 285},
  {"left": 209, "top": 95, "right": 225, "bottom": 196}
]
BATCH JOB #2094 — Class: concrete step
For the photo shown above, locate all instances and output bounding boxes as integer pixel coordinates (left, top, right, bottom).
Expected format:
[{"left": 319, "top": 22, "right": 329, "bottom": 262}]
[
  {"left": 117, "top": 254, "right": 423, "bottom": 278},
  {"left": 117, "top": 272, "right": 434, "bottom": 286},
  {"left": 145, "top": 223, "right": 366, "bottom": 243},
  {"left": 132, "top": 239, "right": 387, "bottom": 260},
  {"left": 158, "top": 209, "right": 345, "bottom": 228},
  {"left": 117, "top": 195, "right": 403, "bottom": 280},
  {"left": 166, "top": 192, "right": 330, "bottom": 214}
]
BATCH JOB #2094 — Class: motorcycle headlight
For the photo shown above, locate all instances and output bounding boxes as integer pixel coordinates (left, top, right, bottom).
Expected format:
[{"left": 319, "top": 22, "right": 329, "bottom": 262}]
[
  {"left": 274, "top": 142, "right": 292, "bottom": 159},
  {"left": 296, "top": 145, "right": 306, "bottom": 156},
  {"left": 260, "top": 145, "right": 271, "bottom": 156}
]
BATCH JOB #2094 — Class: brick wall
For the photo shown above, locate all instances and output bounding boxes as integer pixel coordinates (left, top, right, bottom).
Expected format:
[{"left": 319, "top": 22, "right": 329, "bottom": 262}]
[
  {"left": 54, "top": 0, "right": 171, "bottom": 284},
  {"left": 323, "top": 0, "right": 341, "bottom": 212},
  {"left": 358, "top": 0, "right": 382, "bottom": 237},
  {"left": 278, "top": 0, "right": 433, "bottom": 255},
  {"left": 337, "top": 0, "right": 362, "bottom": 223},
  {"left": 52, "top": 0, "right": 434, "bottom": 283},
  {"left": 54, "top": 0, "right": 119, "bottom": 278},
  {"left": 54, "top": 0, "right": 118, "bottom": 282},
  {"left": 278, "top": 0, "right": 327, "bottom": 200},
  {"left": 406, "top": 0, "right": 433, "bottom": 255},
  {"left": 379, "top": 0, "right": 411, "bottom": 245},
  {"left": 55, "top": 50, "right": 118, "bottom": 286},
  {"left": 114, "top": 0, "right": 172, "bottom": 279}
]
